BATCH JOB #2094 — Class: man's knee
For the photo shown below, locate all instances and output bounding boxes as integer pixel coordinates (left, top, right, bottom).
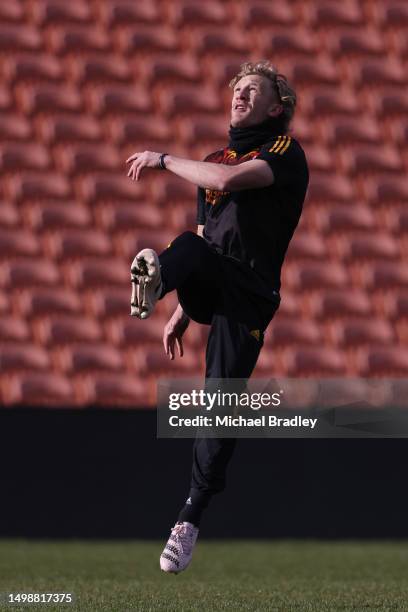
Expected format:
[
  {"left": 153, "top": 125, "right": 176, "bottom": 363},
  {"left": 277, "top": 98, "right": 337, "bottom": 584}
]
[{"left": 168, "top": 231, "right": 207, "bottom": 252}]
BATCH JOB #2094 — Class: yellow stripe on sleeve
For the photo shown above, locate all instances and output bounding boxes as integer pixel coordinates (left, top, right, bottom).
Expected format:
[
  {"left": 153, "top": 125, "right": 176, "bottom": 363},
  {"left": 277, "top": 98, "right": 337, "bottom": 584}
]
[
  {"left": 279, "top": 136, "right": 292, "bottom": 155},
  {"left": 268, "top": 136, "right": 282, "bottom": 153},
  {"left": 273, "top": 136, "right": 288, "bottom": 154}
]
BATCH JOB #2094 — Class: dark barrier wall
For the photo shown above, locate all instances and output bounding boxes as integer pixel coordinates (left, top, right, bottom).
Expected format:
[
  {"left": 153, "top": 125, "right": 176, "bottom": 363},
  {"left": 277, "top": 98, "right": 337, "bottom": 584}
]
[{"left": 0, "top": 409, "right": 407, "bottom": 538}]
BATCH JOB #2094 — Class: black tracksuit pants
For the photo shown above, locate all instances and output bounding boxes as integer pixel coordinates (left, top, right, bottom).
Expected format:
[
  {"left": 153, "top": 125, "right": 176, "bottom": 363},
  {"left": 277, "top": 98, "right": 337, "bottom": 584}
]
[{"left": 158, "top": 231, "right": 280, "bottom": 526}]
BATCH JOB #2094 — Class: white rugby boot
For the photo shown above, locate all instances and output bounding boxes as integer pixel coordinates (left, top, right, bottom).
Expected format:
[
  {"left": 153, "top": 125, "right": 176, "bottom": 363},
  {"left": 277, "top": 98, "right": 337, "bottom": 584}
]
[
  {"left": 130, "top": 248, "right": 163, "bottom": 319},
  {"left": 160, "top": 522, "right": 199, "bottom": 574}
]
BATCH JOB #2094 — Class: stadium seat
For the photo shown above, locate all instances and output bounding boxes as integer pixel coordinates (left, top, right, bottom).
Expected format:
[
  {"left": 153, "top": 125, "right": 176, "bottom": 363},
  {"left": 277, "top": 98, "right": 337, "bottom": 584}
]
[
  {"left": 150, "top": 175, "right": 196, "bottom": 205},
  {"left": 274, "top": 292, "right": 302, "bottom": 318},
  {"left": 392, "top": 33, "right": 408, "bottom": 59},
  {"left": 376, "top": 89, "right": 408, "bottom": 116},
  {"left": 38, "top": 115, "right": 102, "bottom": 144},
  {"left": 0, "top": 317, "right": 30, "bottom": 342},
  {"left": 363, "top": 175, "right": 408, "bottom": 206},
  {"left": 72, "top": 57, "right": 131, "bottom": 84},
  {"left": 306, "top": 1, "right": 364, "bottom": 28},
  {"left": 0, "top": 114, "right": 31, "bottom": 140},
  {"left": 331, "top": 319, "right": 395, "bottom": 346},
  {"left": 327, "top": 28, "right": 385, "bottom": 57},
  {"left": 32, "top": 0, "right": 92, "bottom": 24},
  {"left": 267, "top": 319, "right": 322, "bottom": 347},
  {"left": 108, "top": 117, "right": 172, "bottom": 146},
  {"left": 384, "top": 291, "right": 408, "bottom": 320},
  {"left": 116, "top": 229, "right": 174, "bottom": 259},
  {"left": 285, "top": 232, "right": 328, "bottom": 260},
  {"left": 17, "top": 288, "right": 82, "bottom": 317},
  {"left": 0, "top": 344, "right": 49, "bottom": 371},
  {"left": 291, "top": 117, "right": 314, "bottom": 144},
  {"left": 310, "top": 289, "right": 373, "bottom": 319},
  {"left": 117, "top": 26, "right": 179, "bottom": 54},
  {"left": 363, "top": 262, "right": 408, "bottom": 289},
  {"left": 106, "top": 317, "right": 164, "bottom": 345},
  {"left": 83, "top": 373, "right": 150, "bottom": 406},
  {"left": 353, "top": 59, "right": 407, "bottom": 87},
  {"left": 259, "top": 29, "right": 317, "bottom": 56},
  {"left": 191, "top": 27, "right": 251, "bottom": 55},
  {"left": 238, "top": 2, "right": 296, "bottom": 26},
  {"left": 0, "top": 143, "right": 50, "bottom": 171},
  {"left": 206, "top": 55, "right": 249, "bottom": 88},
  {"left": 0, "top": 292, "right": 9, "bottom": 314},
  {"left": 8, "top": 173, "right": 71, "bottom": 202},
  {"left": 66, "top": 259, "right": 129, "bottom": 288},
  {"left": 285, "top": 347, "right": 347, "bottom": 376},
  {"left": 0, "top": 260, "right": 59, "bottom": 288},
  {"left": 307, "top": 173, "right": 355, "bottom": 202},
  {"left": 77, "top": 175, "right": 145, "bottom": 204},
  {"left": 341, "top": 145, "right": 402, "bottom": 175},
  {"left": 0, "top": 229, "right": 40, "bottom": 258},
  {"left": 376, "top": 2, "right": 408, "bottom": 27},
  {"left": 99, "top": 0, "right": 160, "bottom": 26},
  {"left": 26, "top": 203, "right": 91, "bottom": 230},
  {"left": 88, "top": 288, "right": 132, "bottom": 317},
  {"left": 139, "top": 54, "right": 201, "bottom": 85},
  {"left": 317, "top": 204, "right": 377, "bottom": 233},
  {"left": 290, "top": 58, "right": 340, "bottom": 86},
  {"left": 0, "top": 26, "right": 42, "bottom": 52},
  {"left": 180, "top": 116, "right": 228, "bottom": 147},
  {"left": 387, "top": 207, "right": 408, "bottom": 234},
  {"left": 166, "top": 204, "right": 197, "bottom": 233},
  {"left": 5, "top": 55, "right": 63, "bottom": 83},
  {"left": 87, "top": 85, "right": 150, "bottom": 115},
  {"left": 0, "top": 203, "right": 19, "bottom": 228},
  {"left": 285, "top": 261, "right": 349, "bottom": 291},
  {"left": 156, "top": 85, "right": 222, "bottom": 116},
  {"left": 56, "top": 144, "right": 120, "bottom": 174},
  {"left": 179, "top": 116, "right": 228, "bottom": 147},
  {"left": 96, "top": 203, "right": 162, "bottom": 231},
  {"left": 49, "top": 27, "right": 111, "bottom": 55},
  {"left": 354, "top": 232, "right": 401, "bottom": 261},
  {"left": 168, "top": 1, "right": 229, "bottom": 26},
  {"left": 4, "top": 372, "right": 74, "bottom": 406},
  {"left": 0, "top": 86, "right": 12, "bottom": 111},
  {"left": 0, "top": 1, "right": 24, "bottom": 22},
  {"left": 137, "top": 346, "right": 199, "bottom": 374},
  {"left": 302, "top": 144, "right": 334, "bottom": 173},
  {"left": 340, "top": 233, "right": 400, "bottom": 261},
  {"left": 325, "top": 117, "right": 381, "bottom": 146},
  {"left": 305, "top": 87, "right": 360, "bottom": 116},
  {"left": 17, "top": 84, "right": 82, "bottom": 114},
  {"left": 252, "top": 347, "right": 283, "bottom": 376},
  {"left": 35, "top": 315, "right": 102, "bottom": 345},
  {"left": 389, "top": 118, "right": 408, "bottom": 146},
  {"left": 45, "top": 229, "right": 112, "bottom": 259},
  {"left": 58, "top": 344, "right": 123, "bottom": 373},
  {"left": 359, "top": 347, "right": 408, "bottom": 375}
]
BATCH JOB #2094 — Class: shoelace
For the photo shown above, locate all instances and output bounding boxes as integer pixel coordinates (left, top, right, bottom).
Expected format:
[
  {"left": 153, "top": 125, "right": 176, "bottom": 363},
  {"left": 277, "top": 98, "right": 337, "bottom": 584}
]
[{"left": 170, "top": 524, "right": 193, "bottom": 554}]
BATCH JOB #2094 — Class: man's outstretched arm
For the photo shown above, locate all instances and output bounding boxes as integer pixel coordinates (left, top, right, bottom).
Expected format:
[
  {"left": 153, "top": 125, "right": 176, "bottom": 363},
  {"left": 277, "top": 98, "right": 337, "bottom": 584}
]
[{"left": 126, "top": 150, "right": 274, "bottom": 191}]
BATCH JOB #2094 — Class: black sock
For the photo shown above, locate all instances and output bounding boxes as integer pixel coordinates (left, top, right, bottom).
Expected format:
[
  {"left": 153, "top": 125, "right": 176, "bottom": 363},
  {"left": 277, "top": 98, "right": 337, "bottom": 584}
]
[{"left": 177, "top": 489, "right": 212, "bottom": 527}]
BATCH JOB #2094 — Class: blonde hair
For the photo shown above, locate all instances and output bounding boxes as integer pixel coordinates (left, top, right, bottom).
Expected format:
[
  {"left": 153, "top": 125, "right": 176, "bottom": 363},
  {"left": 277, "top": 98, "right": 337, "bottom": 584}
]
[{"left": 229, "top": 60, "right": 296, "bottom": 131}]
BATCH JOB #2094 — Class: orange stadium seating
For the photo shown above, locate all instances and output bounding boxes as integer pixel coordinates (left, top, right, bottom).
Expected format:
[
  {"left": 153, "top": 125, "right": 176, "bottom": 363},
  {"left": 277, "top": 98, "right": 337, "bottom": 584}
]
[{"left": 0, "top": 0, "right": 407, "bottom": 406}]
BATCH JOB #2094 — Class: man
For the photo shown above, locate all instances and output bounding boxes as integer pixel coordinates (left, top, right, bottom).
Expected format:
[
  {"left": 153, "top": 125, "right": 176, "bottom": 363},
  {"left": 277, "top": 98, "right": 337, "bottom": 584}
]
[{"left": 126, "top": 60, "right": 309, "bottom": 573}]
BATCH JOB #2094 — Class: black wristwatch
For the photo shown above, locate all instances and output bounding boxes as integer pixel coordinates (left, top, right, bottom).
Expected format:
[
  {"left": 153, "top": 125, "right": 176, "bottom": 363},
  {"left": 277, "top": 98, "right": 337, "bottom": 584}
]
[{"left": 158, "top": 153, "right": 169, "bottom": 170}]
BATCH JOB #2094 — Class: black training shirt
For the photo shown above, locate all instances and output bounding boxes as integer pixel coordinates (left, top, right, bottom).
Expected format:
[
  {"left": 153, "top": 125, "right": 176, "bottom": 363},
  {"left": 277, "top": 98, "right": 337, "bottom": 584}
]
[{"left": 197, "top": 134, "right": 309, "bottom": 295}]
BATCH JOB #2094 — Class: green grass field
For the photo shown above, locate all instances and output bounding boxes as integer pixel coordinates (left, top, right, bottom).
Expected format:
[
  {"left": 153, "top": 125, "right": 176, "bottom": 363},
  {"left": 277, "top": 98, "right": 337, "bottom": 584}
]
[{"left": 0, "top": 540, "right": 407, "bottom": 611}]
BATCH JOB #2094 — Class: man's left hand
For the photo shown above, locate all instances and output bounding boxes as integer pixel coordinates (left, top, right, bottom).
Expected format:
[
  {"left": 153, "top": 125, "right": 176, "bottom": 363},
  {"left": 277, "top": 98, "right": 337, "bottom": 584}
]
[{"left": 126, "top": 150, "right": 162, "bottom": 181}]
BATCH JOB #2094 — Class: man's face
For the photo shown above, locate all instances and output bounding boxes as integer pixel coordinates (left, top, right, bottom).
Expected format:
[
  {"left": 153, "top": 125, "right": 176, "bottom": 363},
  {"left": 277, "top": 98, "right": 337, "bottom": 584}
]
[{"left": 230, "top": 74, "right": 282, "bottom": 128}]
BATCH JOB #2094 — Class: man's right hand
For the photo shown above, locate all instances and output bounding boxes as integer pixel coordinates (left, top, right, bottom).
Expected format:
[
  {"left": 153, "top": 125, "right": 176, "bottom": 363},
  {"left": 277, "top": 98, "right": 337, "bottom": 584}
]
[{"left": 163, "top": 304, "right": 190, "bottom": 360}]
